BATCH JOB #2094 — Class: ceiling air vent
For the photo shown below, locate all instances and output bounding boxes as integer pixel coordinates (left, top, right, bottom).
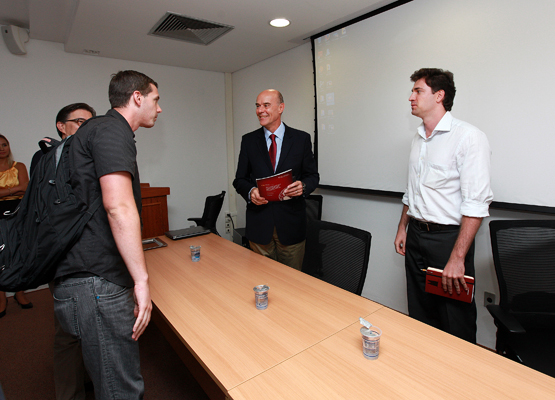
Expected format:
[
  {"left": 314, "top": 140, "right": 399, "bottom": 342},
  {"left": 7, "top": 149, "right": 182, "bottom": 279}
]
[{"left": 149, "top": 12, "right": 234, "bottom": 46}]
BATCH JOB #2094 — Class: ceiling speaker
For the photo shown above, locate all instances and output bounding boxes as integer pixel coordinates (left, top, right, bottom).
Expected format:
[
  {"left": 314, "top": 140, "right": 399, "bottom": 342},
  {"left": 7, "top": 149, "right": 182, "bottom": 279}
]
[{"left": 1, "top": 25, "right": 29, "bottom": 55}]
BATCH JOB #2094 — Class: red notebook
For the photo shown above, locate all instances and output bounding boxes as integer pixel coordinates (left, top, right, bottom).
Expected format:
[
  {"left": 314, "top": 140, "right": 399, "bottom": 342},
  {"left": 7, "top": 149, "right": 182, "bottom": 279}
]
[
  {"left": 424, "top": 267, "right": 475, "bottom": 303},
  {"left": 256, "top": 169, "right": 293, "bottom": 201}
]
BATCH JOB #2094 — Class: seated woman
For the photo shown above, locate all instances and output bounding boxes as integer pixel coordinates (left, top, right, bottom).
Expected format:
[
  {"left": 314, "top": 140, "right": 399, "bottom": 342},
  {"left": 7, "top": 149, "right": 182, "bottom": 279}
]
[{"left": 0, "top": 134, "right": 31, "bottom": 318}]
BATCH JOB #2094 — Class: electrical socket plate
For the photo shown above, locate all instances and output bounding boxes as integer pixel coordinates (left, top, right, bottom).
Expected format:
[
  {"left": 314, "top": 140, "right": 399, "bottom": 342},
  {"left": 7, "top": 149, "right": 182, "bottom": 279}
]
[
  {"left": 484, "top": 291, "right": 496, "bottom": 307},
  {"left": 224, "top": 214, "right": 232, "bottom": 234}
]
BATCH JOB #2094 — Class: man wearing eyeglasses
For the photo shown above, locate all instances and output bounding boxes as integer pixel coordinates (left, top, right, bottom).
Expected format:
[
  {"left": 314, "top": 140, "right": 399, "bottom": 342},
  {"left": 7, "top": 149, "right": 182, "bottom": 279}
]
[
  {"left": 30, "top": 103, "right": 97, "bottom": 174},
  {"left": 29, "top": 103, "right": 96, "bottom": 400}
]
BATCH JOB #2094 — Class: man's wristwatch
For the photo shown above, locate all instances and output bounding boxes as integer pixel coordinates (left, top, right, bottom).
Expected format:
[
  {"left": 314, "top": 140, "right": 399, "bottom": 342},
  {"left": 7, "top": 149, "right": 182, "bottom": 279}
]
[{"left": 301, "top": 182, "right": 306, "bottom": 195}]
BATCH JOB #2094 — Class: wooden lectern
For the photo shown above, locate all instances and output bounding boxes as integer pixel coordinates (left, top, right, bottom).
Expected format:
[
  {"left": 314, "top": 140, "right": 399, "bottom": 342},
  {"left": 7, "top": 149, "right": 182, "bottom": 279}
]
[{"left": 140, "top": 183, "right": 170, "bottom": 239}]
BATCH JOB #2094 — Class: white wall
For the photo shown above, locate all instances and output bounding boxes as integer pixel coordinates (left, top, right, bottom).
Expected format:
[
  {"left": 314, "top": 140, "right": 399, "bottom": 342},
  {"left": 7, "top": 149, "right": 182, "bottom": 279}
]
[
  {"left": 0, "top": 39, "right": 228, "bottom": 235},
  {"left": 231, "top": 42, "right": 555, "bottom": 349}
]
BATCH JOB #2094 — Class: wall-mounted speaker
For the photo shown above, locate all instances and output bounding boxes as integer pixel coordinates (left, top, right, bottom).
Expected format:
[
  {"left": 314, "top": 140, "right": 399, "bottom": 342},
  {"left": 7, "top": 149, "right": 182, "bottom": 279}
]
[{"left": 1, "top": 25, "right": 29, "bottom": 55}]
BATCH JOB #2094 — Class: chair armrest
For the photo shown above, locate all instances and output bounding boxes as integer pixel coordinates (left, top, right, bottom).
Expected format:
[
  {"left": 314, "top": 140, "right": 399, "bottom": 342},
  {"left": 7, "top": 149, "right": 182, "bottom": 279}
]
[
  {"left": 486, "top": 304, "right": 526, "bottom": 334},
  {"left": 187, "top": 218, "right": 202, "bottom": 226}
]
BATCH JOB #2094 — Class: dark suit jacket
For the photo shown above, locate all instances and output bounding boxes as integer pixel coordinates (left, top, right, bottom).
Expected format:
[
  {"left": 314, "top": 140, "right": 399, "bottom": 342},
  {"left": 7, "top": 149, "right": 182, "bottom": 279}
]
[{"left": 233, "top": 124, "right": 319, "bottom": 246}]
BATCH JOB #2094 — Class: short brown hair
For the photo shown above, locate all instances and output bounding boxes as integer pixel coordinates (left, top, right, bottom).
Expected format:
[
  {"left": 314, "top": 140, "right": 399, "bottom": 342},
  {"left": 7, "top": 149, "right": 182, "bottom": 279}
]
[
  {"left": 410, "top": 68, "right": 456, "bottom": 111},
  {"left": 109, "top": 70, "right": 158, "bottom": 109}
]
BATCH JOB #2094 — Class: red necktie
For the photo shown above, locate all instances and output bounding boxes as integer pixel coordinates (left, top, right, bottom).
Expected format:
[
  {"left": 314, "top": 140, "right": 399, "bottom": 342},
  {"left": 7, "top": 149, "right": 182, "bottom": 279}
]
[{"left": 269, "top": 134, "right": 277, "bottom": 170}]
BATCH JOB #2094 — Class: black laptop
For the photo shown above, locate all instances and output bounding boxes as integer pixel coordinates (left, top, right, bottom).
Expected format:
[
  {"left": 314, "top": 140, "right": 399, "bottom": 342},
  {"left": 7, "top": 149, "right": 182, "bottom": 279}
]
[{"left": 165, "top": 226, "right": 211, "bottom": 240}]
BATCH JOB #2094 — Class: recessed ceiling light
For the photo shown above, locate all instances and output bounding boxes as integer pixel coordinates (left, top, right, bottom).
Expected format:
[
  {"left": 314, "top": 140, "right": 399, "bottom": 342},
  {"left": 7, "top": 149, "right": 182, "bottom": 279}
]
[{"left": 269, "top": 19, "right": 290, "bottom": 28}]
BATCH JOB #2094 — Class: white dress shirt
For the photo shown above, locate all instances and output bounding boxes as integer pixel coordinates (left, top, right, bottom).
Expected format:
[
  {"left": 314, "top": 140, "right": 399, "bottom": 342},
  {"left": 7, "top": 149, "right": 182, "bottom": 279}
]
[{"left": 402, "top": 112, "right": 493, "bottom": 225}]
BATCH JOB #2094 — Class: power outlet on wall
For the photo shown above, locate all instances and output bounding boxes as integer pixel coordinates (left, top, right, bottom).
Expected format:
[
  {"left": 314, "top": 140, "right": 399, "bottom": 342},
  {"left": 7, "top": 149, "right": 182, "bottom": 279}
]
[
  {"left": 224, "top": 211, "right": 237, "bottom": 235},
  {"left": 484, "top": 291, "right": 496, "bottom": 307}
]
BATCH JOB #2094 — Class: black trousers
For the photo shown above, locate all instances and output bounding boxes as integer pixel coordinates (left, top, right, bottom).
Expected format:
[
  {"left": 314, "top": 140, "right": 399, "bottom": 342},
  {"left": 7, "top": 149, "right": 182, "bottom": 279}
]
[{"left": 405, "top": 220, "right": 477, "bottom": 343}]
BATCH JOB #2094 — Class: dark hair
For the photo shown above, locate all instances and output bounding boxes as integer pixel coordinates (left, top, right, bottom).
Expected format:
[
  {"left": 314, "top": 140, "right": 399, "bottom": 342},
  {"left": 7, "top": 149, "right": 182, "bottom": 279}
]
[
  {"left": 109, "top": 70, "right": 158, "bottom": 109},
  {"left": 410, "top": 68, "right": 456, "bottom": 111},
  {"left": 55, "top": 103, "right": 97, "bottom": 138}
]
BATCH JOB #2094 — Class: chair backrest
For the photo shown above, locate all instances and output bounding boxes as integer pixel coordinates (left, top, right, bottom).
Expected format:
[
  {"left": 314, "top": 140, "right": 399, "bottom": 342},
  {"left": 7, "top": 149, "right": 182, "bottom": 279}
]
[
  {"left": 489, "top": 220, "right": 555, "bottom": 314},
  {"left": 201, "top": 191, "right": 226, "bottom": 229},
  {"left": 305, "top": 194, "right": 323, "bottom": 223},
  {"left": 302, "top": 219, "right": 371, "bottom": 295}
]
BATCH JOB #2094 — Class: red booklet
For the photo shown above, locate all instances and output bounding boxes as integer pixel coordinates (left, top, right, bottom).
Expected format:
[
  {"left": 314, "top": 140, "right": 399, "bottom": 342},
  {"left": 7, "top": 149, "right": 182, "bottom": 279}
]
[
  {"left": 424, "top": 267, "right": 475, "bottom": 303},
  {"left": 256, "top": 169, "right": 293, "bottom": 201}
]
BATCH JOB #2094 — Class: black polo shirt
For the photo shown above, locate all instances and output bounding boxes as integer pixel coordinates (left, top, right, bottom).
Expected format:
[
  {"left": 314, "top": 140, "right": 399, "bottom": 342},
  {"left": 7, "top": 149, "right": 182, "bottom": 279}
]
[{"left": 55, "top": 109, "right": 141, "bottom": 287}]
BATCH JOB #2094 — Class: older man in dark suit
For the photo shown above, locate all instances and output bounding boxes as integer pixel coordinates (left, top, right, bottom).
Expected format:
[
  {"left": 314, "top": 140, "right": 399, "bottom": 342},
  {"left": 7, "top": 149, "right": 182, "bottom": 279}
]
[{"left": 234, "top": 89, "right": 319, "bottom": 270}]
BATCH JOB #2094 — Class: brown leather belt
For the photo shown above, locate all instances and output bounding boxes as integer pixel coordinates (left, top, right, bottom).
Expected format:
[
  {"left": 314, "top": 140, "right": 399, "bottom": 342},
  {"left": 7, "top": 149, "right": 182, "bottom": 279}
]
[{"left": 410, "top": 218, "right": 459, "bottom": 232}]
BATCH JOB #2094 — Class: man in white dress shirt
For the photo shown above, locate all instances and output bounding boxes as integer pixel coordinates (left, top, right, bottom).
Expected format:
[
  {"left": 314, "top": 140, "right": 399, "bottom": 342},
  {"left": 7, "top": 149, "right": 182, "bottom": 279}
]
[{"left": 394, "top": 68, "right": 493, "bottom": 343}]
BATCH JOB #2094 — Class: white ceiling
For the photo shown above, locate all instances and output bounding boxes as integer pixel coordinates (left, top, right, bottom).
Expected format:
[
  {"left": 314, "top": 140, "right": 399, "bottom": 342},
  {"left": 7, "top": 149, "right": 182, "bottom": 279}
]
[{"left": 0, "top": 0, "right": 396, "bottom": 72}]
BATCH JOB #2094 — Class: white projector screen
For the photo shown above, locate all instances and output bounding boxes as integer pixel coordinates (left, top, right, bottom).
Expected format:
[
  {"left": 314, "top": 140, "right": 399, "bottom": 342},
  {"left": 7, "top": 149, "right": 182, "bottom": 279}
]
[{"left": 313, "top": 0, "right": 555, "bottom": 211}]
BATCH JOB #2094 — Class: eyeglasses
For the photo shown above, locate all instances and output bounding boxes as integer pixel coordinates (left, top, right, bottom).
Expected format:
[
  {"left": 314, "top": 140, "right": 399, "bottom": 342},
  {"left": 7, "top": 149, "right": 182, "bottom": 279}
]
[{"left": 65, "top": 118, "right": 87, "bottom": 126}]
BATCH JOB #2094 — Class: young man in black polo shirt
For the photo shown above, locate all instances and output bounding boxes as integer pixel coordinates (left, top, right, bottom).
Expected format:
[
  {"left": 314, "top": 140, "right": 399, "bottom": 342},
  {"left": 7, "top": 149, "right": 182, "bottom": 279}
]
[{"left": 51, "top": 70, "right": 161, "bottom": 399}]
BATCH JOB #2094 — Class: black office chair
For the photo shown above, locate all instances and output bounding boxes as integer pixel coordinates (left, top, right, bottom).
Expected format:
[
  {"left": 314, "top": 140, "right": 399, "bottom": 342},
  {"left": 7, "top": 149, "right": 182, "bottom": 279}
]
[
  {"left": 305, "top": 194, "right": 323, "bottom": 223},
  {"left": 188, "top": 191, "right": 225, "bottom": 236},
  {"left": 302, "top": 220, "right": 371, "bottom": 296},
  {"left": 488, "top": 219, "right": 555, "bottom": 377}
]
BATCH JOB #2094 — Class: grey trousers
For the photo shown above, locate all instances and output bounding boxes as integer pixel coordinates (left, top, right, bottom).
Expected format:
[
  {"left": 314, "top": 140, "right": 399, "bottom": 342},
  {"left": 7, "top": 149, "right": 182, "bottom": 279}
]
[
  {"left": 52, "top": 276, "right": 144, "bottom": 400},
  {"left": 49, "top": 281, "right": 87, "bottom": 400}
]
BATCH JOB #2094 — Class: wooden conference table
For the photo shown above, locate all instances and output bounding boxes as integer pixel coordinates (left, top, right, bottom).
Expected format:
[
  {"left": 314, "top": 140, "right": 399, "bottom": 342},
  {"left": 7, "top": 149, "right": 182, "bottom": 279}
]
[{"left": 145, "top": 234, "right": 555, "bottom": 399}]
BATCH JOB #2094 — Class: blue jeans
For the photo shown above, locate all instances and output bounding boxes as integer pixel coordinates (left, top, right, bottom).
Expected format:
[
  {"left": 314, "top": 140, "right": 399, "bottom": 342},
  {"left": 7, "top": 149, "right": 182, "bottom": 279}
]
[{"left": 52, "top": 276, "right": 144, "bottom": 400}]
